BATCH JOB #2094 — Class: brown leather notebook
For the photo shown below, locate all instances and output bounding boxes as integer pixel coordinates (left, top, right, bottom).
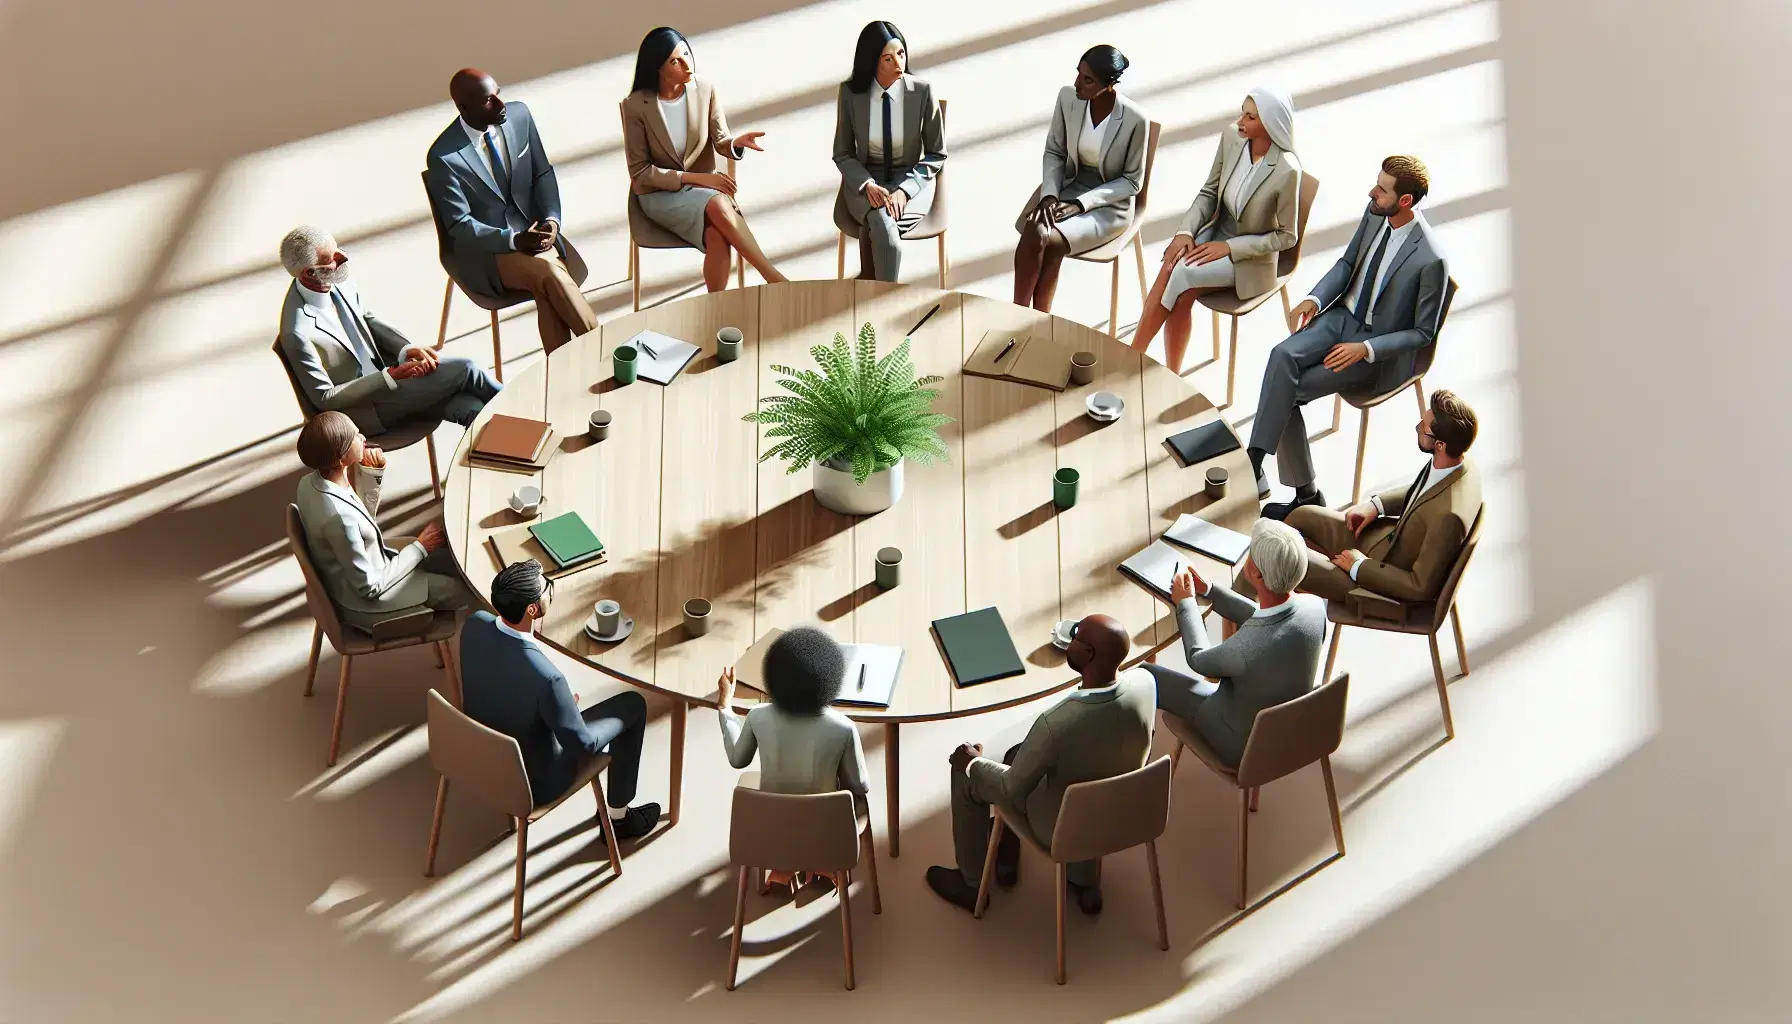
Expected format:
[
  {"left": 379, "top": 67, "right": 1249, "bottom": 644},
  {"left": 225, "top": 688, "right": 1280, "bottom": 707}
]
[
  {"left": 963, "top": 330, "right": 1073, "bottom": 391},
  {"left": 485, "top": 521, "right": 605, "bottom": 580},
  {"left": 469, "top": 430, "right": 559, "bottom": 473},
  {"left": 472, "top": 414, "right": 551, "bottom": 464}
]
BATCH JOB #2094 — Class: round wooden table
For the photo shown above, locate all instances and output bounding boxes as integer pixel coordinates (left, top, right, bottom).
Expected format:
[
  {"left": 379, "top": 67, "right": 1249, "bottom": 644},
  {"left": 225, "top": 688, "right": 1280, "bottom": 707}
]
[{"left": 443, "top": 281, "right": 1254, "bottom": 856}]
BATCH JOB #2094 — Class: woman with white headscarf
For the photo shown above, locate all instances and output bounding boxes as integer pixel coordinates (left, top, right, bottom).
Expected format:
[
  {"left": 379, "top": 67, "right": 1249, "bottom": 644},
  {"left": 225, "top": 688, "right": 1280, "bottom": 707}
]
[{"left": 1133, "top": 87, "right": 1303, "bottom": 372}]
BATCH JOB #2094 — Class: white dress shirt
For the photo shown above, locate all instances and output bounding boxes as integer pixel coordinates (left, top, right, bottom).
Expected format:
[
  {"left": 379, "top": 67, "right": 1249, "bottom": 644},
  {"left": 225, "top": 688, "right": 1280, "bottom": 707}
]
[
  {"left": 1309, "top": 215, "right": 1419, "bottom": 361},
  {"left": 1350, "top": 460, "right": 1461, "bottom": 580},
  {"left": 460, "top": 117, "right": 531, "bottom": 251},
  {"left": 1076, "top": 101, "right": 1110, "bottom": 168},
  {"left": 865, "top": 77, "right": 906, "bottom": 187},
  {"left": 658, "top": 92, "right": 690, "bottom": 160},
  {"left": 297, "top": 282, "right": 395, "bottom": 392},
  {"left": 494, "top": 615, "right": 538, "bottom": 647}
]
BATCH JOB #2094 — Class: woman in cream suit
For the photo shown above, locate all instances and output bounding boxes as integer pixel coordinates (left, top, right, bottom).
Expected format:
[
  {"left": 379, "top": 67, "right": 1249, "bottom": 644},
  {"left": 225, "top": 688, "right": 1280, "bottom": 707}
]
[
  {"left": 620, "top": 27, "right": 787, "bottom": 291},
  {"left": 1132, "top": 87, "right": 1302, "bottom": 372},
  {"left": 1013, "top": 45, "right": 1147, "bottom": 312}
]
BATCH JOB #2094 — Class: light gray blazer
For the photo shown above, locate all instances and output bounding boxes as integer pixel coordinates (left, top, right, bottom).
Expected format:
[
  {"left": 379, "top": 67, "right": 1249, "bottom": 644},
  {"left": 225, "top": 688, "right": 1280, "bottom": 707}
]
[
  {"left": 1306, "top": 206, "right": 1450, "bottom": 393},
  {"left": 424, "top": 101, "right": 569, "bottom": 301},
  {"left": 832, "top": 76, "right": 947, "bottom": 199},
  {"left": 1173, "top": 585, "right": 1327, "bottom": 766},
  {"left": 1042, "top": 86, "right": 1147, "bottom": 211},
  {"left": 717, "top": 704, "right": 868, "bottom": 797},
  {"left": 277, "top": 281, "right": 416, "bottom": 435},
  {"left": 293, "top": 469, "right": 430, "bottom": 617}
]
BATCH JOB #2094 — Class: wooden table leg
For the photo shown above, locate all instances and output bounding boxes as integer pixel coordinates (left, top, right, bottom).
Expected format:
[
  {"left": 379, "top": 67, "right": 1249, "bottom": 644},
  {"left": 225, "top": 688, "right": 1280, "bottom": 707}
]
[
  {"left": 885, "top": 722, "right": 900, "bottom": 858},
  {"left": 669, "top": 699, "right": 687, "bottom": 827}
]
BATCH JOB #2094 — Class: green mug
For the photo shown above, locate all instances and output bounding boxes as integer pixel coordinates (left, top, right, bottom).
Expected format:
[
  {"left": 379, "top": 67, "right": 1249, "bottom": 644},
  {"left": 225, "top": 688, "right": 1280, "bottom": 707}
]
[
  {"left": 613, "top": 345, "right": 639, "bottom": 385},
  {"left": 1053, "top": 467, "right": 1080, "bottom": 510}
]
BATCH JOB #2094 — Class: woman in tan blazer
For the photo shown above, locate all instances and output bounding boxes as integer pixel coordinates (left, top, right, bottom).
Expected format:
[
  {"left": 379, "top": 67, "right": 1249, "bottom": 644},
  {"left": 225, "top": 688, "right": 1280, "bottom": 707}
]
[
  {"left": 1132, "top": 87, "right": 1303, "bottom": 372},
  {"left": 621, "top": 27, "right": 787, "bottom": 291}
]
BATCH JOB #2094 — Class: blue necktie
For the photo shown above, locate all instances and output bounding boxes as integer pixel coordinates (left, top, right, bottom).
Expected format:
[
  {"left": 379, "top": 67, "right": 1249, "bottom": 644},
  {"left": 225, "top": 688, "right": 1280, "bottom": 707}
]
[
  {"left": 483, "top": 128, "right": 509, "bottom": 197},
  {"left": 330, "top": 290, "right": 381, "bottom": 375},
  {"left": 1351, "top": 225, "right": 1393, "bottom": 324},
  {"left": 881, "top": 92, "right": 894, "bottom": 183}
]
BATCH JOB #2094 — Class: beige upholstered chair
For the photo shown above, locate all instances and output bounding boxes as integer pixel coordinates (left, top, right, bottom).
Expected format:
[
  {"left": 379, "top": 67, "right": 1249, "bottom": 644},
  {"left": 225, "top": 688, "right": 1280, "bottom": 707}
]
[
  {"left": 272, "top": 337, "right": 443, "bottom": 500},
  {"left": 624, "top": 131, "right": 741, "bottom": 312},
  {"left": 419, "top": 171, "right": 591, "bottom": 383},
  {"left": 834, "top": 100, "right": 949, "bottom": 288},
  {"left": 422, "top": 689, "right": 624, "bottom": 941},
  {"left": 972, "top": 756, "right": 1173, "bottom": 985},
  {"left": 285, "top": 505, "right": 456, "bottom": 766},
  {"left": 1323, "top": 506, "right": 1483, "bottom": 740},
  {"left": 1164, "top": 672, "right": 1349, "bottom": 910},
  {"left": 726, "top": 778, "right": 882, "bottom": 991},
  {"left": 1193, "top": 172, "right": 1321, "bottom": 406},
  {"left": 1334, "top": 276, "right": 1461, "bottom": 502}
]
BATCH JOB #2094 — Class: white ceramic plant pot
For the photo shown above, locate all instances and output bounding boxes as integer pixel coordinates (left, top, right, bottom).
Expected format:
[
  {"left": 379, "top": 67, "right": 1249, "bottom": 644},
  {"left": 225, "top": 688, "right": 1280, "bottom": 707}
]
[{"left": 812, "top": 457, "right": 904, "bottom": 515}]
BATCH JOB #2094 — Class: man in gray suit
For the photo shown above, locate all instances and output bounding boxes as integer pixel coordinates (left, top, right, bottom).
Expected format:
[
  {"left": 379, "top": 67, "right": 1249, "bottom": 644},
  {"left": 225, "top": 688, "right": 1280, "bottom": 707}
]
[
  {"left": 1144, "top": 519, "right": 1328, "bottom": 768},
  {"left": 833, "top": 25, "right": 947, "bottom": 282},
  {"left": 277, "top": 225, "right": 500, "bottom": 434},
  {"left": 425, "top": 68, "right": 596, "bottom": 355},
  {"left": 1248, "top": 155, "right": 1450, "bottom": 518},
  {"left": 926, "top": 614, "right": 1154, "bottom": 917}
]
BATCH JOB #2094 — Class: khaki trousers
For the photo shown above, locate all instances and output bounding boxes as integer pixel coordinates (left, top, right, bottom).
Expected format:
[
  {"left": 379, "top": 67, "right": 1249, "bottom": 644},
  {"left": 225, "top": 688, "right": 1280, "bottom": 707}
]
[
  {"left": 495, "top": 250, "right": 597, "bottom": 356},
  {"left": 1232, "top": 506, "right": 1396, "bottom": 604}
]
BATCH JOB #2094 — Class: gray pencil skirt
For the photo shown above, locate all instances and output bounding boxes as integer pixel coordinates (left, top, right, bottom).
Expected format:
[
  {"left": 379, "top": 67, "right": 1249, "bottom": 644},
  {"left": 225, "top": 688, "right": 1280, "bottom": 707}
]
[{"left": 636, "top": 185, "right": 723, "bottom": 250}]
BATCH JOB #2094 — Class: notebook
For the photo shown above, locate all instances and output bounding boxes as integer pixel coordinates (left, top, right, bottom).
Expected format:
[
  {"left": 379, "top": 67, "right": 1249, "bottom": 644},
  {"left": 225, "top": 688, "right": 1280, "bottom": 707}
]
[
  {"left": 1117, "top": 540, "right": 1184, "bottom": 602},
  {"left": 931, "top": 606, "right": 1025, "bottom": 687},
  {"left": 472, "top": 414, "right": 551, "bottom": 464},
  {"left": 486, "top": 522, "right": 606, "bottom": 580},
  {"left": 625, "top": 330, "right": 700, "bottom": 385},
  {"left": 527, "top": 511, "right": 605, "bottom": 569},
  {"left": 730, "top": 628, "right": 905, "bottom": 709},
  {"left": 1164, "top": 418, "right": 1241, "bottom": 467},
  {"left": 469, "top": 430, "right": 559, "bottom": 473},
  {"left": 963, "top": 330, "right": 1074, "bottom": 391},
  {"left": 1163, "top": 514, "right": 1252, "bottom": 564}
]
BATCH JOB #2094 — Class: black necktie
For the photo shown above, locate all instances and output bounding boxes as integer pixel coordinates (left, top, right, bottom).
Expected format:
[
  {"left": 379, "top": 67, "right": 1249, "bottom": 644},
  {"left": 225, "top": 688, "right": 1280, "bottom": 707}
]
[
  {"left": 1351, "top": 225, "right": 1393, "bottom": 324},
  {"left": 881, "top": 92, "right": 894, "bottom": 183},
  {"left": 1387, "top": 463, "right": 1430, "bottom": 546}
]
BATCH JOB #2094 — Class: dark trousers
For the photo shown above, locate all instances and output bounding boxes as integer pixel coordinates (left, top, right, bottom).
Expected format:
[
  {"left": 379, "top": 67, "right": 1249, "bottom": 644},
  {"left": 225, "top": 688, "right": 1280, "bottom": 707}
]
[
  {"left": 1247, "top": 307, "right": 1380, "bottom": 488},
  {"left": 949, "top": 744, "right": 1099, "bottom": 889},
  {"left": 539, "top": 691, "right": 647, "bottom": 808}
]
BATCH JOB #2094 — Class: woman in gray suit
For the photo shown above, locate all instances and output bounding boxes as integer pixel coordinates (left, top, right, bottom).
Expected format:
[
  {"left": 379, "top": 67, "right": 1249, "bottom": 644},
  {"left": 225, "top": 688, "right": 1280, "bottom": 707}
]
[
  {"left": 622, "top": 27, "right": 787, "bottom": 291},
  {"left": 714, "top": 628, "right": 869, "bottom": 798},
  {"left": 1132, "top": 87, "right": 1303, "bottom": 371},
  {"left": 832, "top": 21, "right": 947, "bottom": 282},
  {"left": 1012, "top": 45, "right": 1148, "bottom": 312}
]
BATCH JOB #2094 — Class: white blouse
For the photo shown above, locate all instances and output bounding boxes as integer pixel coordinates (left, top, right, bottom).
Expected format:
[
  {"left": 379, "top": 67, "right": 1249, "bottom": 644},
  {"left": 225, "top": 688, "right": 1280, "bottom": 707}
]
[
  {"left": 1077, "top": 102, "right": 1112, "bottom": 168},
  {"left": 1224, "top": 145, "right": 1270, "bottom": 218},
  {"left": 658, "top": 92, "right": 690, "bottom": 159}
]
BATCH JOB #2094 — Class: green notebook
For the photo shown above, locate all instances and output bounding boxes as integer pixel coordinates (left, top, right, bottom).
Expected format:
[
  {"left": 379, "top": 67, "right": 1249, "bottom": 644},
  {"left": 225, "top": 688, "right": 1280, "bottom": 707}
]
[
  {"left": 527, "top": 512, "right": 604, "bottom": 568},
  {"left": 931, "top": 606, "right": 1025, "bottom": 687}
]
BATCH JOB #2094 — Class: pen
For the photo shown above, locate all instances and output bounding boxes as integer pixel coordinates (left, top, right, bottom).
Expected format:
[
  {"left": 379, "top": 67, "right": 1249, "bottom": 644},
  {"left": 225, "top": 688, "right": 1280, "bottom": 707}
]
[
  {"left": 906, "top": 303, "right": 941, "bottom": 337},
  {"left": 856, "top": 663, "right": 867, "bottom": 691},
  {"left": 637, "top": 338, "right": 659, "bottom": 359},
  {"left": 995, "top": 338, "right": 1016, "bottom": 364}
]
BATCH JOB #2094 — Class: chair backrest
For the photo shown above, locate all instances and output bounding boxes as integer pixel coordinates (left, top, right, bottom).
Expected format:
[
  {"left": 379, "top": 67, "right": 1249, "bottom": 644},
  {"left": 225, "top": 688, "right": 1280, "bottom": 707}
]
[
  {"left": 1410, "top": 276, "right": 1461, "bottom": 380},
  {"left": 419, "top": 170, "right": 453, "bottom": 267},
  {"left": 1134, "top": 120, "right": 1165, "bottom": 213},
  {"left": 1426, "top": 505, "right": 1484, "bottom": 631},
  {"left": 1236, "top": 673, "right": 1350, "bottom": 789},
  {"left": 926, "top": 98, "right": 949, "bottom": 226},
  {"left": 286, "top": 504, "right": 348, "bottom": 651},
  {"left": 272, "top": 337, "right": 316, "bottom": 421},
  {"left": 1273, "top": 171, "right": 1322, "bottom": 280},
  {"left": 426, "top": 688, "right": 536, "bottom": 818},
  {"left": 729, "top": 785, "right": 861, "bottom": 873},
  {"left": 1048, "top": 755, "right": 1174, "bottom": 864}
]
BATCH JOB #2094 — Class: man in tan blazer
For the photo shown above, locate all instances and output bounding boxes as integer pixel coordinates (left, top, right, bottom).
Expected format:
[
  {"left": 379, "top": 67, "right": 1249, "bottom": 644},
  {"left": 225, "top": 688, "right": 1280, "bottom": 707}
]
[
  {"left": 927, "top": 615, "right": 1154, "bottom": 917},
  {"left": 1238, "top": 389, "right": 1482, "bottom": 607}
]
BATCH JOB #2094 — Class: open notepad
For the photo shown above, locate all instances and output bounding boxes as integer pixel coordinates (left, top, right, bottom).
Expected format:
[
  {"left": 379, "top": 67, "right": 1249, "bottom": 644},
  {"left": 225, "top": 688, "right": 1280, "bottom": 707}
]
[
  {"left": 733, "top": 628, "right": 904, "bottom": 709},
  {"left": 624, "top": 330, "right": 700, "bottom": 385},
  {"left": 962, "top": 330, "right": 1074, "bottom": 391},
  {"left": 1117, "top": 540, "right": 1184, "bottom": 602},
  {"left": 1163, "top": 514, "right": 1252, "bottom": 564}
]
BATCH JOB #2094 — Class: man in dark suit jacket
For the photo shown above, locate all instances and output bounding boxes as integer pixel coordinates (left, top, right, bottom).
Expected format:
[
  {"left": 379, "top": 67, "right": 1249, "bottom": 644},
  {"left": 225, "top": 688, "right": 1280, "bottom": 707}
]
[
  {"left": 459, "top": 561, "right": 660, "bottom": 838},
  {"left": 424, "top": 68, "right": 596, "bottom": 355},
  {"left": 1248, "top": 155, "right": 1450, "bottom": 518}
]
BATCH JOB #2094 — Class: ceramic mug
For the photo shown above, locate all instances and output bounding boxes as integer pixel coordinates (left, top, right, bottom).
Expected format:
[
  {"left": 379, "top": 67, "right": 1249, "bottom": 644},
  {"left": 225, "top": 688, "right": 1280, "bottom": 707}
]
[
  {"left": 613, "top": 345, "right": 639, "bottom": 385},
  {"left": 509, "top": 484, "right": 542, "bottom": 517},
  {"left": 594, "top": 599, "right": 621, "bottom": 636},
  {"left": 588, "top": 410, "right": 612, "bottom": 441},
  {"left": 1053, "top": 468, "right": 1081, "bottom": 510},
  {"left": 1070, "top": 350, "right": 1097, "bottom": 385},
  {"left": 1204, "top": 467, "right": 1229, "bottom": 500},
  {"left": 716, "top": 326, "right": 744, "bottom": 364},
  {"left": 683, "top": 598, "right": 712, "bottom": 636},
  {"left": 875, "top": 547, "right": 902, "bottom": 589}
]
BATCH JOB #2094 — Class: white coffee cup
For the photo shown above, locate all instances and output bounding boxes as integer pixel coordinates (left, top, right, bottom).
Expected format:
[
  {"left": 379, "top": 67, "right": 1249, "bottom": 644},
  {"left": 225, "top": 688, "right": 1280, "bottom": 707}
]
[
  {"left": 594, "top": 599, "right": 621, "bottom": 635},
  {"left": 509, "top": 484, "right": 542, "bottom": 517}
]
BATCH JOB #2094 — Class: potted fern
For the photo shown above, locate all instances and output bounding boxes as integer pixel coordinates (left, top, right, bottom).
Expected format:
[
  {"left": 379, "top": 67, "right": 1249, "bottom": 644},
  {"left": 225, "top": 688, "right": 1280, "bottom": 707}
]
[{"left": 743, "top": 322, "right": 953, "bottom": 515}]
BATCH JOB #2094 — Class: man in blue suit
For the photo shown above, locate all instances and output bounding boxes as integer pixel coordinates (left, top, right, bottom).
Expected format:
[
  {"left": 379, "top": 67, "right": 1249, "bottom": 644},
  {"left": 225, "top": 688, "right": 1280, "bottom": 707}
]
[
  {"left": 459, "top": 561, "right": 660, "bottom": 839},
  {"left": 425, "top": 68, "right": 597, "bottom": 356}
]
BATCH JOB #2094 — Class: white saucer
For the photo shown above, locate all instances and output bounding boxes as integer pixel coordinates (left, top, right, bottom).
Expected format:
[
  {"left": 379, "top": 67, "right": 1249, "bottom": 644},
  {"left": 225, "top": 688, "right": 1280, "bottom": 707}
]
[
  {"left": 584, "top": 614, "right": 635, "bottom": 643},
  {"left": 1085, "top": 391, "right": 1124, "bottom": 421}
]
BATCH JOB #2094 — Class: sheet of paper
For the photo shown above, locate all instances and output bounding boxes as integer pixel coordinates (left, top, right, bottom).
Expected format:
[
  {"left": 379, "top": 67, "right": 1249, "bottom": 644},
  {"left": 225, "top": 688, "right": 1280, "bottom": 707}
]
[
  {"left": 627, "top": 330, "right": 700, "bottom": 385},
  {"left": 1164, "top": 514, "right": 1252, "bottom": 564}
]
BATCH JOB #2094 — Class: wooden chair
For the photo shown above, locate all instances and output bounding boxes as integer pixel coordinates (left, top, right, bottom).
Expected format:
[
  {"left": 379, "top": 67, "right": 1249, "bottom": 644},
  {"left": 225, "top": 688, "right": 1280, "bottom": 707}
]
[
  {"left": 1322, "top": 506, "right": 1483, "bottom": 741},
  {"left": 1017, "top": 120, "right": 1163, "bottom": 338},
  {"left": 1335, "top": 276, "right": 1461, "bottom": 502},
  {"left": 972, "top": 756, "right": 1173, "bottom": 985},
  {"left": 1193, "top": 172, "right": 1321, "bottom": 407},
  {"left": 420, "top": 171, "right": 591, "bottom": 383},
  {"left": 726, "top": 778, "right": 882, "bottom": 991},
  {"left": 422, "top": 689, "right": 624, "bottom": 941},
  {"left": 624, "top": 115, "right": 742, "bottom": 312},
  {"left": 1164, "top": 672, "right": 1349, "bottom": 910},
  {"left": 834, "top": 100, "right": 949, "bottom": 288},
  {"left": 286, "top": 505, "right": 456, "bottom": 766},
  {"left": 271, "top": 338, "right": 443, "bottom": 500}
]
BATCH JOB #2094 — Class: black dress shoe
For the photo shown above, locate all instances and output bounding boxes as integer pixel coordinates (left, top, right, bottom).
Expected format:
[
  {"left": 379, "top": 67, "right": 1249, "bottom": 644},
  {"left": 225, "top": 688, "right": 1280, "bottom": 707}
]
[
  {"left": 995, "top": 828, "right": 1021, "bottom": 888},
  {"left": 609, "top": 803, "right": 661, "bottom": 840},
  {"left": 1066, "top": 879, "right": 1103, "bottom": 916},
  {"left": 1262, "top": 490, "right": 1325, "bottom": 521},
  {"left": 926, "top": 865, "right": 982, "bottom": 914}
]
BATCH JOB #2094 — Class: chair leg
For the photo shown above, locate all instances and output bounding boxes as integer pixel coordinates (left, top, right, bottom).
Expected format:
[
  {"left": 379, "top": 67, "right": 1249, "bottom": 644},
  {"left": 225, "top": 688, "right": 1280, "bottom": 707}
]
[
  {"left": 434, "top": 277, "right": 453, "bottom": 351},
  {"left": 1210, "top": 309, "right": 1221, "bottom": 362},
  {"left": 431, "top": 640, "right": 444, "bottom": 669},
  {"left": 973, "top": 815, "right": 1002, "bottom": 919},
  {"left": 736, "top": 249, "right": 745, "bottom": 289},
  {"left": 511, "top": 818, "right": 529, "bottom": 941},
  {"left": 1224, "top": 316, "right": 1240, "bottom": 409},
  {"left": 1451, "top": 603, "right": 1470, "bottom": 676},
  {"left": 1249, "top": 787, "right": 1260, "bottom": 812},
  {"left": 489, "top": 310, "right": 502, "bottom": 384},
  {"left": 836, "top": 232, "right": 846, "bottom": 280},
  {"left": 1351, "top": 407, "right": 1371, "bottom": 503},
  {"left": 861, "top": 823, "right": 883, "bottom": 915},
  {"left": 937, "top": 233, "right": 949, "bottom": 289},
  {"left": 591, "top": 774, "right": 623, "bottom": 877},
  {"left": 1414, "top": 378, "right": 1427, "bottom": 415},
  {"left": 425, "top": 435, "right": 442, "bottom": 500},
  {"left": 1236, "top": 788, "right": 1251, "bottom": 910},
  {"left": 1108, "top": 257, "right": 1121, "bottom": 338},
  {"left": 1132, "top": 234, "right": 1148, "bottom": 303},
  {"left": 835, "top": 871, "right": 856, "bottom": 990},
  {"left": 630, "top": 242, "right": 642, "bottom": 312},
  {"left": 1279, "top": 284, "right": 1292, "bottom": 330},
  {"left": 726, "top": 865, "right": 749, "bottom": 991},
  {"left": 1330, "top": 393, "right": 1342, "bottom": 434},
  {"left": 1429, "top": 632, "right": 1456, "bottom": 740},
  {"left": 1054, "top": 862, "right": 1068, "bottom": 985},
  {"left": 303, "top": 624, "right": 322, "bottom": 697},
  {"left": 1145, "top": 839, "right": 1169, "bottom": 951},
  {"left": 424, "top": 776, "right": 448, "bottom": 876},
  {"left": 885, "top": 722, "right": 901, "bottom": 858},
  {"left": 1324, "top": 623, "right": 1343, "bottom": 684},
  {"left": 1320, "top": 755, "right": 1345, "bottom": 855},
  {"left": 1170, "top": 739, "right": 1183, "bottom": 774},
  {"left": 326, "top": 655, "right": 352, "bottom": 767}
]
